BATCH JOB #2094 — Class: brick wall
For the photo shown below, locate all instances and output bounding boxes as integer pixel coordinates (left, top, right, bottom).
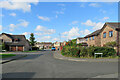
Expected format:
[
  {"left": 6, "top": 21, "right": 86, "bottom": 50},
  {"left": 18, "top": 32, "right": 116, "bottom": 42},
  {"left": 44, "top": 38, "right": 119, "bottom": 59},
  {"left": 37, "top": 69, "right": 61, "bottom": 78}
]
[
  {"left": 86, "top": 36, "right": 95, "bottom": 46},
  {"left": 100, "top": 25, "right": 117, "bottom": 47}
]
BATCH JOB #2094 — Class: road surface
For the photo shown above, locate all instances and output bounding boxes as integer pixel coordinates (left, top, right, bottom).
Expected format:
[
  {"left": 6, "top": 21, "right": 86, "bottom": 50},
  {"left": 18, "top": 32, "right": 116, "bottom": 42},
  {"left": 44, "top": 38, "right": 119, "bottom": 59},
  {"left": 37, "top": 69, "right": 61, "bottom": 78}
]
[{"left": 2, "top": 51, "right": 118, "bottom": 78}]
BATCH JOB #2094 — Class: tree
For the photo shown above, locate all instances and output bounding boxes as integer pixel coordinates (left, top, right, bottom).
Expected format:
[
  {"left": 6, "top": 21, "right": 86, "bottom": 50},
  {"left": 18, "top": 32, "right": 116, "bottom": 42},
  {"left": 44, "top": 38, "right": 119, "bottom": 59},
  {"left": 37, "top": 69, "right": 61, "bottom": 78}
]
[{"left": 29, "top": 33, "right": 36, "bottom": 46}]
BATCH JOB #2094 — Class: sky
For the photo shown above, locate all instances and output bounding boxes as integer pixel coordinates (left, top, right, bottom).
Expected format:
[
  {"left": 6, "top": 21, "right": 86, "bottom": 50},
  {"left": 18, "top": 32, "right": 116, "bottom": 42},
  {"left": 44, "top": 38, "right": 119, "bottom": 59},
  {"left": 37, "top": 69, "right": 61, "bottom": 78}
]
[{"left": 0, "top": 1, "right": 118, "bottom": 42}]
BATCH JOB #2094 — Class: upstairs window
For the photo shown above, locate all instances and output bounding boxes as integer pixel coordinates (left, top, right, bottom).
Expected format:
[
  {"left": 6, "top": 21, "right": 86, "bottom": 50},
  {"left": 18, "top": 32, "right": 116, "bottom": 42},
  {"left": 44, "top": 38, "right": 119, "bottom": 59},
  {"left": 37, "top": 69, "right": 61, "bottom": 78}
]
[
  {"left": 93, "top": 36, "right": 94, "bottom": 40},
  {"left": 89, "top": 37, "right": 91, "bottom": 40},
  {"left": 109, "top": 31, "right": 113, "bottom": 37},
  {"left": 103, "top": 32, "right": 106, "bottom": 38},
  {"left": 86, "top": 38, "right": 88, "bottom": 41}
]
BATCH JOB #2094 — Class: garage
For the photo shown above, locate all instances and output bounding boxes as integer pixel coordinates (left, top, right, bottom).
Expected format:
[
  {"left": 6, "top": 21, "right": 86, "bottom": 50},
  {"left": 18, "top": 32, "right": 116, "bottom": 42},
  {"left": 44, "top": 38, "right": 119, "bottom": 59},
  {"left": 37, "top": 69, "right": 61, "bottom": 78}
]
[
  {"left": 11, "top": 46, "right": 16, "bottom": 51},
  {"left": 18, "top": 46, "right": 23, "bottom": 51}
]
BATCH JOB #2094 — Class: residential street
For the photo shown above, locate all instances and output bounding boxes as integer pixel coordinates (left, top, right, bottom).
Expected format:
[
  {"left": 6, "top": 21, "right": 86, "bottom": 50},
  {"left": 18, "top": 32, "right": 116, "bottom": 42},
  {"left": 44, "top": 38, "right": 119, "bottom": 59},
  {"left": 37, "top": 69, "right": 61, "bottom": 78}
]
[{"left": 2, "top": 51, "right": 118, "bottom": 78}]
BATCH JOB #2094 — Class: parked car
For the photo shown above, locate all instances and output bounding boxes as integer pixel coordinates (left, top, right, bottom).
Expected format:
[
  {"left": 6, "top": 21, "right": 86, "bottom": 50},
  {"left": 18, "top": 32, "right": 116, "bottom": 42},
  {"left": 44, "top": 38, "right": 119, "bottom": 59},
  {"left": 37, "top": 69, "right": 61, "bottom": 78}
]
[{"left": 51, "top": 47, "right": 56, "bottom": 51}]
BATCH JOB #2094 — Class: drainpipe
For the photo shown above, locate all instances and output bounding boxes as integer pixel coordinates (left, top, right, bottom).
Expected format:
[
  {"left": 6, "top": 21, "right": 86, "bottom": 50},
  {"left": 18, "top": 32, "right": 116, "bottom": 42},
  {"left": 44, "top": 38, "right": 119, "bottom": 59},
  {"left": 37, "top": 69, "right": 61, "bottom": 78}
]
[{"left": 116, "top": 28, "right": 120, "bottom": 56}]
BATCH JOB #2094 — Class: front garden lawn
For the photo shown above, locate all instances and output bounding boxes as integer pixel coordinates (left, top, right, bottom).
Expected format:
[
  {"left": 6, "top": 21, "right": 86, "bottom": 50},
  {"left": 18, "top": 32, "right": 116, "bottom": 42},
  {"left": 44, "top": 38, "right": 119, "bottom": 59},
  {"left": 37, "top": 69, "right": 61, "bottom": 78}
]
[{"left": 0, "top": 54, "right": 16, "bottom": 58}]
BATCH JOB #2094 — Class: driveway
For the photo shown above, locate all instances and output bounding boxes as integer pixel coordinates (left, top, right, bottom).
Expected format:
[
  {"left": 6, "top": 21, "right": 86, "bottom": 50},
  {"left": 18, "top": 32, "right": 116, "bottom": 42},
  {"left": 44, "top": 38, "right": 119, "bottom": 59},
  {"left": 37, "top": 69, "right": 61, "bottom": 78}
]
[{"left": 2, "top": 50, "right": 118, "bottom": 78}]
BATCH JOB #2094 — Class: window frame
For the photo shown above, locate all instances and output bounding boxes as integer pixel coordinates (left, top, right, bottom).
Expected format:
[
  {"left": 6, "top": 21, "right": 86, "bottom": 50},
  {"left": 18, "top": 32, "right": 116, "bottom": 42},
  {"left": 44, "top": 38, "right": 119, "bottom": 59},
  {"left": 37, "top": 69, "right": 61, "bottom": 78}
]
[
  {"left": 92, "top": 36, "right": 94, "bottom": 40},
  {"left": 109, "top": 31, "right": 113, "bottom": 37},
  {"left": 103, "top": 32, "right": 106, "bottom": 38}
]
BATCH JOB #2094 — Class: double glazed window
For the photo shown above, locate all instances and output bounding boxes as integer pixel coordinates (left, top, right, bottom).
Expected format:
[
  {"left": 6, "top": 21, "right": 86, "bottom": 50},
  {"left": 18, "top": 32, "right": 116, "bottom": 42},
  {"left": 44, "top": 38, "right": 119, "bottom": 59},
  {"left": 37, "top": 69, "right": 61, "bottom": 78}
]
[
  {"left": 89, "top": 37, "right": 91, "bottom": 40},
  {"left": 93, "top": 36, "right": 94, "bottom": 40},
  {"left": 103, "top": 32, "right": 106, "bottom": 38},
  {"left": 109, "top": 31, "right": 113, "bottom": 37}
]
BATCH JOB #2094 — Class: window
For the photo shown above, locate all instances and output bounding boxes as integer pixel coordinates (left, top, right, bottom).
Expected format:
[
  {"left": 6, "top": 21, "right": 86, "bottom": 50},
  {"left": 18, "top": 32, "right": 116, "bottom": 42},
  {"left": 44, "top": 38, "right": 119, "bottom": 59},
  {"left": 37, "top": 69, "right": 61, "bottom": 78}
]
[
  {"left": 86, "top": 38, "right": 88, "bottom": 41},
  {"left": 93, "top": 36, "right": 94, "bottom": 40},
  {"left": 89, "top": 37, "right": 91, "bottom": 40},
  {"left": 109, "top": 31, "right": 113, "bottom": 37},
  {"left": 103, "top": 32, "right": 106, "bottom": 38}
]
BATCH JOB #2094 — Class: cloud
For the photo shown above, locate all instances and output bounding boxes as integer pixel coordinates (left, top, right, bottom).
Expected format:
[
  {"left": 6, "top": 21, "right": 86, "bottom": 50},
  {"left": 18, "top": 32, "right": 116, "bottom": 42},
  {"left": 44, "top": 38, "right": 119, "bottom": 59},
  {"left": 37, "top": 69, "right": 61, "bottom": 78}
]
[
  {"left": 18, "top": 19, "right": 29, "bottom": 27},
  {"left": 69, "top": 21, "right": 79, "bottom": 25},
  {"left": 55, "top": 15, "right": 58, "bottom": 18},
  {"left": 35, "top": 25, "right": 56, "bottom": 35},
  {"left": 80, "top": 4, "right": 85, "bottom": 7},
  {"left": 9, "top": 19, "right": 29, "bottom": 31},
  {"left": 61, "top": 27, "right": 80, "bottom": 40},
  {"left": 89, "top": 3, "right": 101, "bottom": 7},
  {"left": 22, "top": 32, "right": 30, "bottom": 36},
  {"left": 37, "top": 36, "right": 51, "bottom": 42},
  {"left": 0, "top": 25, "right": 2, "bottom": 31},
  {"left": 100, "top": 17, "right": 110, "bottom": 21},
  {"left": 58, "top": 4, "right": 65, "bottom": 7},
  {"left": 0, "top": 0, "right": 39, "bottom": 12},
  {"left": 38, "top": 16, "right": 50, "bottom": 21},
  {"left": 82, "top": 20, "right": 104, "bottom": 30},
  {"left": 99, "top": 9, "right": 106, "bottom": 14},
  {"left": 9, "top": 24, "right": 16, "bottom": 31},
  {"left": 0, "top": 14, "right": 4, "bottom": 17},
  {"left": 9, "top": 12, "right": 16, "bottom": 16},
  {"left": 52, "top": 38, "right": 60, "bottom": 41},
  {"left": 55, "top": 7, "right": 65, "bottom": 17},
  {"left": 80, "top": 29, "right": 90, "bottom": 36}
]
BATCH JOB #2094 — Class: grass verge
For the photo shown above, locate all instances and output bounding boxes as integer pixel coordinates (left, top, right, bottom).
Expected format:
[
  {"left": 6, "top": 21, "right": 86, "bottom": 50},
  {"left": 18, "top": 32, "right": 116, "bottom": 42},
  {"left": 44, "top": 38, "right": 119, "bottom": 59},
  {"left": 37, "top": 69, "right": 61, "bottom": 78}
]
[{"left": 0, "top": 54, "right": 16, "bottom": 58}]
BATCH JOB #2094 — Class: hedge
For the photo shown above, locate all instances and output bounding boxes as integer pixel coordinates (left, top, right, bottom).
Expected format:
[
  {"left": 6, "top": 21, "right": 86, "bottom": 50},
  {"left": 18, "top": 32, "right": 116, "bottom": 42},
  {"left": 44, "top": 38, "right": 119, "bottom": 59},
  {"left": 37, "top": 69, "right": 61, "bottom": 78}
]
[{"left": 61, "top": 46, "right": 116, "bottom": 57}]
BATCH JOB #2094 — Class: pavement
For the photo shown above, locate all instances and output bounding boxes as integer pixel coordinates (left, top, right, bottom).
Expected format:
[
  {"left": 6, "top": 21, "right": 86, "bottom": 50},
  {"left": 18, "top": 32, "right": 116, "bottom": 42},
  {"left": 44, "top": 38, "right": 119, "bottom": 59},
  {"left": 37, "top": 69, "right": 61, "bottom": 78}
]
[
  {"left": 53, "top": 51, "right": 118, "bottom": 62},
  {"left": 2, "top": 50, "right": 118, "bottom": 79}
]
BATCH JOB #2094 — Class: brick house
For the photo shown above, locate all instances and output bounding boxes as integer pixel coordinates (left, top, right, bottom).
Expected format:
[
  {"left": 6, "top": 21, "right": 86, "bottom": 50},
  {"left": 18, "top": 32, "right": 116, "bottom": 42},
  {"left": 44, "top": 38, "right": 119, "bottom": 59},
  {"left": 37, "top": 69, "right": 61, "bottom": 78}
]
[
  {"left": 76, "top": 37, "right": 88, "bottom": 46},
  {"left": 84, "top": 29, "right": 101, "bottom": 47},
  {"left": 84, "top": 22, "right": 120, "bottom": 55},
  {"left": 100, "top": 22, "right": 120, "bottom": 55},
  {"left": 54, "top": 42, "right": 61, "bottom": 50},
  {"left": 0, "top": 33, "right": 31, "bottom": 51},
  {"left": 35, "top": 42, "right": 52, "bottom": 49}
]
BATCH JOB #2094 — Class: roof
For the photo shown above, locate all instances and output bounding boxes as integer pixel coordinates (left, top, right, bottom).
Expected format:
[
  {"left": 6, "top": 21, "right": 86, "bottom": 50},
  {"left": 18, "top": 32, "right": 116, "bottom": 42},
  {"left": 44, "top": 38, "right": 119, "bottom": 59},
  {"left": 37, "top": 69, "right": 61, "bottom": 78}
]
[
  {"left": 84, "top": 22, "right": 120, "bottom": 38},
  {"left": 1, "top": 33, "right": 29, "bottom": 46},
  {"left": 84, "top": 29, "right": 101, "bottom": 38},
  {"left": 105, "top": 22, "right": 120, "bottom": 30},
  {"left": 77, "top": 37, "right": 85, "bottom": 39}
]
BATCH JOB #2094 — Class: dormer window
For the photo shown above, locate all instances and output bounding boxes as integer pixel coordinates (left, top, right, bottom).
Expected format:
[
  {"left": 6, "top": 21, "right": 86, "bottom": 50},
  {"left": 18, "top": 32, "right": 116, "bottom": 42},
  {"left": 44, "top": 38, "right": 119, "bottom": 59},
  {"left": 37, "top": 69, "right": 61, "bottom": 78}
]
[{"left": 14, "top": 38, "right": 19, "bottom": 42}]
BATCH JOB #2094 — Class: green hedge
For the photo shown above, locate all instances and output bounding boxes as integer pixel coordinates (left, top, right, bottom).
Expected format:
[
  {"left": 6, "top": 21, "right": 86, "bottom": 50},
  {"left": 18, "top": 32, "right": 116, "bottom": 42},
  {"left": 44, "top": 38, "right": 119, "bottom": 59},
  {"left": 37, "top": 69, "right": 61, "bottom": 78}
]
[{"left": 61, "top": 46, "right": 116, "bottom": 57}]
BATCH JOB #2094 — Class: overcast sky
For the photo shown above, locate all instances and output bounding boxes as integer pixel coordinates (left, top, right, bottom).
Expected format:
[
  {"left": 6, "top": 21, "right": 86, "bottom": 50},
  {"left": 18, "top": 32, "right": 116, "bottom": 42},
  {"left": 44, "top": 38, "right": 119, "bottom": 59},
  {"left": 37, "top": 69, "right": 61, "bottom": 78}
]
[{"left": 0, "top": 1, "right": 118, "bottom": 42}]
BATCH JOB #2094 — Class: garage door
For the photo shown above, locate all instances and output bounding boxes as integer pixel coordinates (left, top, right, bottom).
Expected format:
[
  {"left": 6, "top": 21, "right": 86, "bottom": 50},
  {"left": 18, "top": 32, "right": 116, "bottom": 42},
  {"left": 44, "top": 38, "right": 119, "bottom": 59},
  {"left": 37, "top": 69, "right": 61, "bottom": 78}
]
[
  {"left": 18, "top": 46, "right": 23, "bottom": 51},
  {"left": 11, "top": 46, "right": 16, "bottom": 51}
]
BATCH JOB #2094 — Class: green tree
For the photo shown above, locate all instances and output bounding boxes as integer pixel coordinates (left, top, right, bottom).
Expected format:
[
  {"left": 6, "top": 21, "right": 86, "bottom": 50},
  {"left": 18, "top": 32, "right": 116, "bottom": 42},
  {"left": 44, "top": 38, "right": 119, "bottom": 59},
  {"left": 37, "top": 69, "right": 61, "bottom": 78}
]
[{"left": 29, "top": 33, "right": 36, "bottom": 46}]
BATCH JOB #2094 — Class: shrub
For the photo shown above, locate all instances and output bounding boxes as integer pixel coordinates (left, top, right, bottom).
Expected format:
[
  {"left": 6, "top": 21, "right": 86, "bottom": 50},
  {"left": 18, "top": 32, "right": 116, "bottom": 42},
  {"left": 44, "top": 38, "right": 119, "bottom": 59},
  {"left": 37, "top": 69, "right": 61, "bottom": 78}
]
[
  {"left": 88, "top": 46, "right": 116, "bottom": 57},
  {"left": 80, "top": 47, "right": 88, "bottom": 57},
  {"left": 61, "top": 43, "right": 116, "bottom": 57}
]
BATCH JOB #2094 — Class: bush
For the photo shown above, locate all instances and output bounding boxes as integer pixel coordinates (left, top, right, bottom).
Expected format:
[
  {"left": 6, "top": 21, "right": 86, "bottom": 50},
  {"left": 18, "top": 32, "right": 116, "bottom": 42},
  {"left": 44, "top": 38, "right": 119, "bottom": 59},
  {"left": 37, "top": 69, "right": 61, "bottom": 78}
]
[
  {"left": 32, "top": 47, "right": 39, "bottom": 50},
  {"left": 61, "top": 45, "right": 116, "bottom": 57},
  {"left": 80, "top": 47, "right": 88, "bottom": 57},
  {"left": 88, "top": 46, "right": 116, "bottom": 57}
]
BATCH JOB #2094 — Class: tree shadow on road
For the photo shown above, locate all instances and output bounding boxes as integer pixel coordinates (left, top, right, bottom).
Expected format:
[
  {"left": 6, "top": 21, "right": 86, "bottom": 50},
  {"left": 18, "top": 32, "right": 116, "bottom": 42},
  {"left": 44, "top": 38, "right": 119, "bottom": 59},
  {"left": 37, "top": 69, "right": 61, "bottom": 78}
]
[{"left": 2, "top": 72, "right": 35, "bottom": 80}]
